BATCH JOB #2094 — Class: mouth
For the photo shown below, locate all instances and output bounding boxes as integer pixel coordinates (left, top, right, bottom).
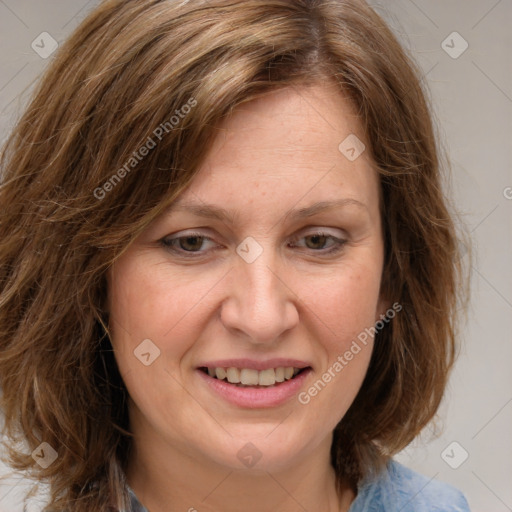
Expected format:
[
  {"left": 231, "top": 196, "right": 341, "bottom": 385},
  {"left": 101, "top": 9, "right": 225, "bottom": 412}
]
[
  {"left": 198, "top": 366, "right": 310, "bottom": 388},
  {"left": 196, "top": 359, "right": 313, "bottom": 408}
]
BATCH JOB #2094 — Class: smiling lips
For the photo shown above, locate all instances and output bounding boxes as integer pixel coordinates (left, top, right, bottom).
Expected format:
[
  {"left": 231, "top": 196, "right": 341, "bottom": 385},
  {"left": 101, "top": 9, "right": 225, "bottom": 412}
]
[
  {"left": 197, "top": 365, "right": 312, "bottom": 408},
  {"left": 196, "top": 358, "right": 312, "bottom": 407}
]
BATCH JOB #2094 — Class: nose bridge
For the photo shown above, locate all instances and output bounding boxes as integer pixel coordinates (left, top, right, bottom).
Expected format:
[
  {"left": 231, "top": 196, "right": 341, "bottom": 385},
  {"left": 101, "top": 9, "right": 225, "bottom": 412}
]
[
  {"left": 243, "top": 254, "right": 282, "bottom": 312},
  {"left": 221, "top": 237, "right": 298, "bottom": 343}
]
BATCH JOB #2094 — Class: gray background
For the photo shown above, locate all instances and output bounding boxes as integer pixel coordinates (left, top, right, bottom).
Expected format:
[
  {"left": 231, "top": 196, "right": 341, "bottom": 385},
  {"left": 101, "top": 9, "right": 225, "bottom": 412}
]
[{"left": 0, "top": 1, "right": 511, "bottom": 511}]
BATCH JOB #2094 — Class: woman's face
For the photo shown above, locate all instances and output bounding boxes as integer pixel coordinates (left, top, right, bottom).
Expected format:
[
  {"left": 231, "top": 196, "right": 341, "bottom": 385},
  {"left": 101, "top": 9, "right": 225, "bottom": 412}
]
[{"left": 107, "top": 82, "right": 387, "bottom": 473}]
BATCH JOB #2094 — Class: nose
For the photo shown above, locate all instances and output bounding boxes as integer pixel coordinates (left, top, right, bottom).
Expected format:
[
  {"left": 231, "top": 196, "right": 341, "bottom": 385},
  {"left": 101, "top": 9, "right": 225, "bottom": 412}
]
[{"left": 220, "top": 246, "right": 299, "bottom": 345}]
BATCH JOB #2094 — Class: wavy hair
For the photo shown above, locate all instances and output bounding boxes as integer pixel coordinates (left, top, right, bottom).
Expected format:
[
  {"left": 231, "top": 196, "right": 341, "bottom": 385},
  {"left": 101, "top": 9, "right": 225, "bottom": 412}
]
[{"left": 0, "top": 0, "right": 468, "bottom": 510}]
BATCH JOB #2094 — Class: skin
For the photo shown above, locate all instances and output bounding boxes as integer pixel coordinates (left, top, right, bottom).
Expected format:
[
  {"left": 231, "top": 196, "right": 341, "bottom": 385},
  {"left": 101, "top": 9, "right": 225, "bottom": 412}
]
[{"left": 106, "top": 81, "right": 388, "bottom": 512}]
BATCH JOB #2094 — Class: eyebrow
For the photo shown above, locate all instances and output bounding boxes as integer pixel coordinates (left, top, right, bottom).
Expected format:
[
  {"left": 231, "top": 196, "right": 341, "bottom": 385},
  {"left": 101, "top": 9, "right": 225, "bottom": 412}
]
[{"left": 164, "top": 198, "right": 368, "bottom": 225}]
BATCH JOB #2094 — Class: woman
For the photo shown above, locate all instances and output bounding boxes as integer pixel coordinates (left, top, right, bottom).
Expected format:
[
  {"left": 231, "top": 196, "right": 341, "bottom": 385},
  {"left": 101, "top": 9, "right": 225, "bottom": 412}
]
[{"left": 0, "top": 0, "right": 470, "bottom": 511}]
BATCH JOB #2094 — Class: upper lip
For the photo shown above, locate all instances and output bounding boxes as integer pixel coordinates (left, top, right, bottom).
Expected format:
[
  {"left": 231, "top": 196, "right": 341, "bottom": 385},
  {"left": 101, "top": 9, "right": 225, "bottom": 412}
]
[{"left": 197, "top": 358, "right": 312, "bottom": 371}]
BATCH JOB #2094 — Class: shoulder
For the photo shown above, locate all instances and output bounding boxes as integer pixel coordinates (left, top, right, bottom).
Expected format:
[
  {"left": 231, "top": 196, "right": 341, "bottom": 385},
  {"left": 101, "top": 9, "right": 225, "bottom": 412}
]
[{"left": 349, "top": 459, "right": 471, "bottom": 512}]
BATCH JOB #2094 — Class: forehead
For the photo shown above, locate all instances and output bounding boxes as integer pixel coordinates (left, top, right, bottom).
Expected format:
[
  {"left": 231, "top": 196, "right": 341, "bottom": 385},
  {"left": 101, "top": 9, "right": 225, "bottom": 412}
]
[
  {"left": 209, "top": 82, "right": 365, "bottom": 166},
  {"left": 167, "top": 82, "right": 379, "bottom": 223}
]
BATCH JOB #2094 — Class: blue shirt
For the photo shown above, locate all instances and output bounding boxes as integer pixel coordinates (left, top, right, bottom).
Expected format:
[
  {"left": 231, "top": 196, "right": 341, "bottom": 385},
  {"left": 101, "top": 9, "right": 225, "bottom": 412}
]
[{"left": 125, "top": 459, "right": 471, "bottom": 511}]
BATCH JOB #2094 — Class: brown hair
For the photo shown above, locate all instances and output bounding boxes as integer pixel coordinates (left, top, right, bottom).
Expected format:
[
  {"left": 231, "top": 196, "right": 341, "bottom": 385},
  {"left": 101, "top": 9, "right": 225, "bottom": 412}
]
[{"left": 0, "top": 0, "right": 469, "bottom": 510}]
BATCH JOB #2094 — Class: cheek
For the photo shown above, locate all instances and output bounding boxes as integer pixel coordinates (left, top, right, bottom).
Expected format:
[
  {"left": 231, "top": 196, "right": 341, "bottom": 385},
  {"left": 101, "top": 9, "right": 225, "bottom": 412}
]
[
  {"left": 299, "top": 260, "right": 383, "bottom": 344},
  {"left": 106, "top": 259, "right": 208, "bottom": 424},
  {"left": 107, "top": 257, "right": 196, "bottom": 369},
  {"left": 293, "top": 260, "right": 381, "bottom": 414}
]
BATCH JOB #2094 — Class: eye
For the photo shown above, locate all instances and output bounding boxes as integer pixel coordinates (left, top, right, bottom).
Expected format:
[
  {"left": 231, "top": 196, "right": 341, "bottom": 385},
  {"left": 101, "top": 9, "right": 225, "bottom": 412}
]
[
  {"left": 289, "top": 231, "right": 347, "bottom": 254},
  {"left": 160, "top": 230, "right": 347, "bottom": 258},
  {"left": 160, "top": 232, "right": 218, "bottom": 255}
]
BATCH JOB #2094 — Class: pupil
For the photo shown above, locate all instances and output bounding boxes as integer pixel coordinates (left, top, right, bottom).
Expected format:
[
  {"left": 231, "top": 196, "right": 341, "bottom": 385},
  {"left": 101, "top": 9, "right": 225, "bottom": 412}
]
[
  {"left": 181, "top": 236, "right": 203, "bottom": 251},
  {"left": 307, "top": 234, "right": 326, "bottom": 249}
]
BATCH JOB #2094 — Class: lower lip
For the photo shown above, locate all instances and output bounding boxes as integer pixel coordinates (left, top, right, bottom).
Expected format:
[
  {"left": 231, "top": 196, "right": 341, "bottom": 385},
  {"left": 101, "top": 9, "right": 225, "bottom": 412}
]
[{"left": 197, "top": 368, "right": 312, "bottom": 409}]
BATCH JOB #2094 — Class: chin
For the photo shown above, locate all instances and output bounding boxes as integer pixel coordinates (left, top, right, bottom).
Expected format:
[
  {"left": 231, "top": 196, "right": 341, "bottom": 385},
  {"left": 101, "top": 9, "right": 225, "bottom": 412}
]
[{"left": 193, "top": 427, "right": 317, "bottom": 473}]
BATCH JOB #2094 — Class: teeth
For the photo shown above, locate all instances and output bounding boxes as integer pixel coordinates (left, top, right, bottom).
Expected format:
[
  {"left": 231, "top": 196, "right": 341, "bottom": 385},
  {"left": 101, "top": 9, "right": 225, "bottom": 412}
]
[
  {"left": 275, "top": 367, "right": 285, "bottom": 382},
  {"left": 258, "top": 369, "right": 276, "bottom": 386},
  {"left": 240, "top": 369, "right": 259, "bottom": 385},
  {"left": 215, "top": 368, "right": 227, "bottom": 380},
  {"left": 207, "top": 366, "right": 303, "bottom": 386},
  {"left": 226, "top": 367, "right": 240, "bottom": 383}
]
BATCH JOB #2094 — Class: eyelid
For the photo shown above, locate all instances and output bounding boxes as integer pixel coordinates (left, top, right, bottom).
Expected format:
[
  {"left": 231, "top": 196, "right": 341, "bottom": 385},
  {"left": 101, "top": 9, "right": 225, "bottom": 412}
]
[
  {"left": 162, "top": 227, "right": 346, "bottom": 244},
  {"left": 161, "top": 231, "right": 218, "bottom": 252},
  {"left": 290, "top": 227, "right": 348, "bottom": 242},
  {"left": 165, "top": 226, "right": 347, "bottom": 240}
]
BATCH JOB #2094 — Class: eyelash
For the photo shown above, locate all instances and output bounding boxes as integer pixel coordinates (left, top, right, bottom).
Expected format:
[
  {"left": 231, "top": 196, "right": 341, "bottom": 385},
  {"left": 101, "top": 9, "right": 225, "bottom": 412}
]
[{"left": 160, "top": 231, "right": 347, "bottom": 257}]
